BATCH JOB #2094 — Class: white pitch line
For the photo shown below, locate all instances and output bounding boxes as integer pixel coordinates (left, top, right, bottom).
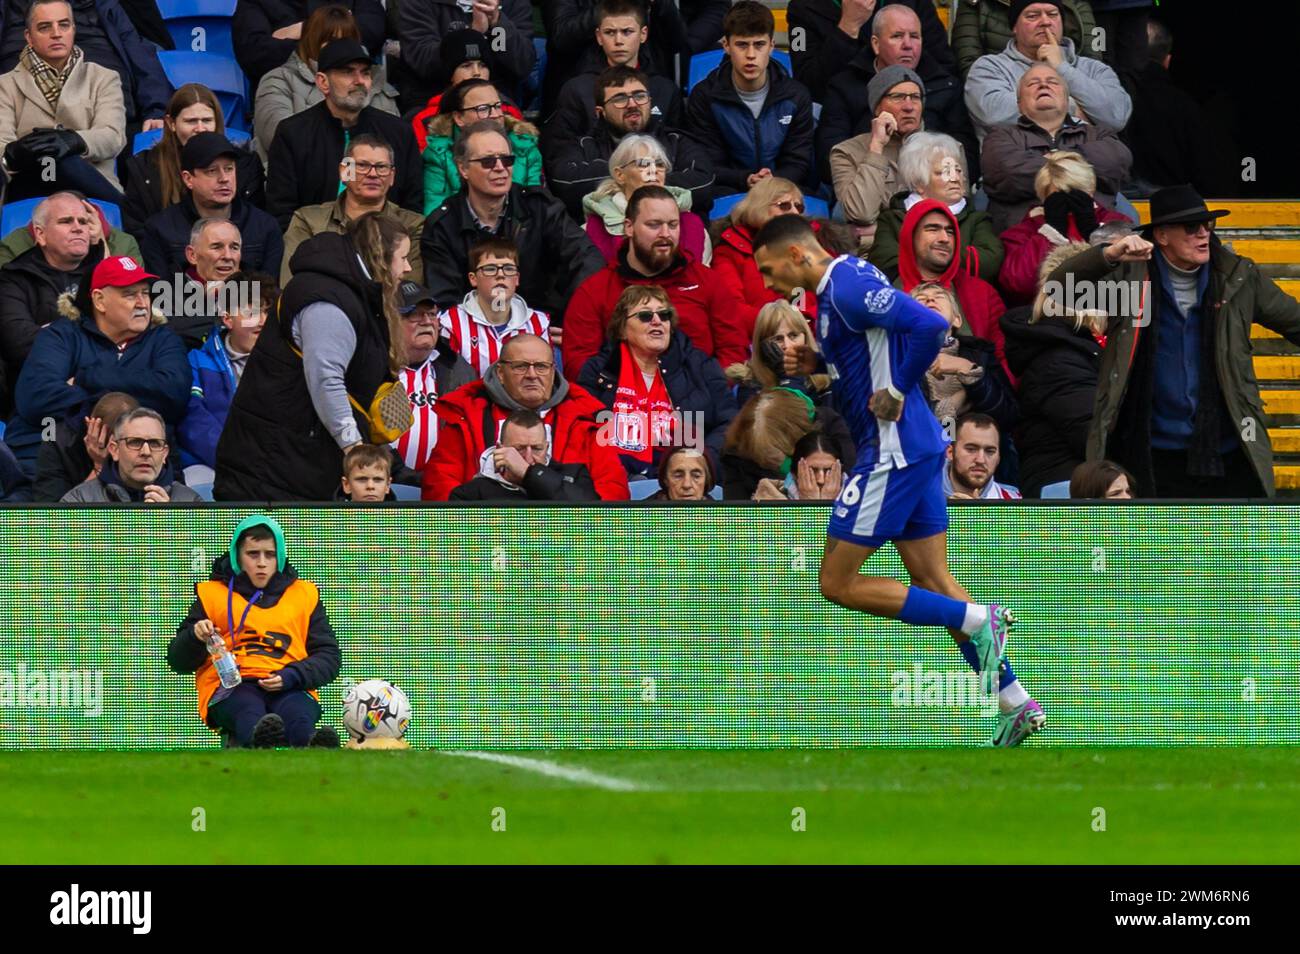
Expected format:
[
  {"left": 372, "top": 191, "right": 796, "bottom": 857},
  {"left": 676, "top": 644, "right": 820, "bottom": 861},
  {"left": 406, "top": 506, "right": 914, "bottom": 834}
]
[{"left": 439, "top": 750, "right": 651, "bottom": 792}]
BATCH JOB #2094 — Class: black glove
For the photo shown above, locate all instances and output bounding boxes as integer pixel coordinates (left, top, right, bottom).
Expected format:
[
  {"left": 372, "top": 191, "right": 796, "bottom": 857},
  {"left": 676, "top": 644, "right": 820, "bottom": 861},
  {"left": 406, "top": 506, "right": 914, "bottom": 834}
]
[
  {"left": 1065, "top": 188, "right": 1099, "bottom": 238},
  {"left": 16, "top": 128, "right": 85, "bottom": 162},
  {"left": 759, "top": 337, "right": 787, "bottom": 375},
  {"left": 3, "top": 137, "right": 40, "bottom": 173},
  {"left": 1043, "top": 191, "right": 1071, "bottom": 236}
]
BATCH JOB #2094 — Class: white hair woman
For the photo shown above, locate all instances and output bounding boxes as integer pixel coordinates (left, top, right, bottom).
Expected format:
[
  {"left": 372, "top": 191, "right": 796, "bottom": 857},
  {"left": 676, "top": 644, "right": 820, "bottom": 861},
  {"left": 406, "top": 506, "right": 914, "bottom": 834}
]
[
  {"left": 870, "top": 131, "right": 1004, "bottom": 283},
  {"left": 581, "top": 134, "right": 710, "bottom": 265},
  {"left": 997, "top": 149, "right": 1134, "bottom": 305}
]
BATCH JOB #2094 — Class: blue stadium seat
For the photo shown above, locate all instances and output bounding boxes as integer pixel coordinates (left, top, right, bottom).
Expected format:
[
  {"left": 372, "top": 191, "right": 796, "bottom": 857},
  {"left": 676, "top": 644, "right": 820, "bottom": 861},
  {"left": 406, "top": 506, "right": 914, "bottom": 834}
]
[
  {"left": 391, "top": 484, "right": 422, "bottom": 501},
  {"left": 1040, "top": 480, "right": 1072, "bottom": 499},
  {"left": 688, "top": 49, "right": 792, "bottom": 92},
  {"left": 1, "top": 197, "right": 122, "bottom": 235},
  {"left": 157, "top": 0, "right": 237, "bottom": 60},
  {"left": 157, "top": 51, "right": 247, "bottom": 126},
  {"left": 131, "top": 126, "right": 250, "bottom": 155}
]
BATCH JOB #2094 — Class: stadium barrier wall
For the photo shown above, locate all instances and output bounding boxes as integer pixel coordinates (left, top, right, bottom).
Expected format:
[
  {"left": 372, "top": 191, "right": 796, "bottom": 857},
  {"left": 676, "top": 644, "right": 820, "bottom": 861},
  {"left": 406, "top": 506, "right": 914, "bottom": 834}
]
[{"left": 0, "top": 504, "right": 1295, "bottom": 749}]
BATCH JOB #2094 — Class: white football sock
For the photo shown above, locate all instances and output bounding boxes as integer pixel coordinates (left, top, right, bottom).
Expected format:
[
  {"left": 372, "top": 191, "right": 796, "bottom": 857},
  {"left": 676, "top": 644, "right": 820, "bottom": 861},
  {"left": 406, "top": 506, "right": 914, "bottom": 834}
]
[
  {"left": 999, "top": 679, "right": 1030, "bottom": 713},
  {"left": 960, "top": 603, "right": 988, "bottom": 635}
]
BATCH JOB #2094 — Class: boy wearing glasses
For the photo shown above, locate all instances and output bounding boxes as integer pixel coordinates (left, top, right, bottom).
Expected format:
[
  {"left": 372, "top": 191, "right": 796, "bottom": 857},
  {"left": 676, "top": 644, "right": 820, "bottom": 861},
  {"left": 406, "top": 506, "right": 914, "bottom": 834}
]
[
  {"left": 61, "top": 407, "right": 201, "bottom": 502},
  {"left": 683, "top": 1, "right": 814, "bottom": 196},
  {"left": 438, "top": 237, "right": 552, "bottom": 377}
]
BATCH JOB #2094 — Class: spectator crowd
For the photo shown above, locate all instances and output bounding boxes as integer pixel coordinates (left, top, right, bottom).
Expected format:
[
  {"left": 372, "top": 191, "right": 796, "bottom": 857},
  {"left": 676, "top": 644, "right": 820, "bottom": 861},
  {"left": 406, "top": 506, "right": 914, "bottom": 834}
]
[{"left": 0, "top": 0, "right": 1293, "bottom": 505}]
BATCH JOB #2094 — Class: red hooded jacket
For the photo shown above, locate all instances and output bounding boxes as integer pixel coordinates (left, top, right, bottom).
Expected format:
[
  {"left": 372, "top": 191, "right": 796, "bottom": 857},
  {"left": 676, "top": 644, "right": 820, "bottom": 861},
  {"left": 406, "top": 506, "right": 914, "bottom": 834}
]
[
  {"left": 411, "top": 96, "right": 525, "bottom": 153},
  {"left": 561, "top": 246, "right": 751, "bottom": 381},
  {"left": 897, "top": 198, "right": 1012, "bottom": 384},
  {"left": 421, "top": 377, "right": 631, "bottom": 501}
]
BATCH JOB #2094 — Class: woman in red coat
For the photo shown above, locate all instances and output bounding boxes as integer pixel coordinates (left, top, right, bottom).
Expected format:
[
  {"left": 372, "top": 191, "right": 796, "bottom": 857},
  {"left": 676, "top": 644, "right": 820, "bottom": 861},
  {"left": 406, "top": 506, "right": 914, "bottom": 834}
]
[{"left": 997, "top": 150, "right": 1132, "bottom": 306}]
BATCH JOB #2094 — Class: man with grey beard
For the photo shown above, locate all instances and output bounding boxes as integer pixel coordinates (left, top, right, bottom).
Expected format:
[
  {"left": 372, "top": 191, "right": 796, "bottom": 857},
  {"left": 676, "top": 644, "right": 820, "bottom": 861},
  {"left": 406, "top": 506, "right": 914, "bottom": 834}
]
[{"left": 264, "top": 38, "right": 421, "bottom": 229}]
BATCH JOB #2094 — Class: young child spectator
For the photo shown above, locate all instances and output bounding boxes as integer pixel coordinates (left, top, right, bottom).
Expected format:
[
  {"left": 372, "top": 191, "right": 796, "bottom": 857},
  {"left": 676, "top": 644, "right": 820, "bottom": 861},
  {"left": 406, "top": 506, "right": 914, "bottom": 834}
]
[
  {"left": 179, "top": 272, "right": 278, "bottom": 478},
  {"left": 167, "top": 514, "right": 343, "bottom": 748},
  {"left": 683, "top": 2, "right": 814, "bottom": 196},
  {"left": 339, "top": 443, "right": 395, "bottom": 501},
  {"left": 438, "top": 237, "right": 551, "bottom": 377}
]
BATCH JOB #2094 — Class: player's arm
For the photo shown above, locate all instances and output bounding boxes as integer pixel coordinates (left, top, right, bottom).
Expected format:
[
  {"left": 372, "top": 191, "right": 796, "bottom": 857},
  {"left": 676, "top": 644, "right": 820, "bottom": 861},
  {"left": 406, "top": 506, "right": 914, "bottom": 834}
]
[{"left": 167, "top": 597, "right": 212, "bottom": 674}]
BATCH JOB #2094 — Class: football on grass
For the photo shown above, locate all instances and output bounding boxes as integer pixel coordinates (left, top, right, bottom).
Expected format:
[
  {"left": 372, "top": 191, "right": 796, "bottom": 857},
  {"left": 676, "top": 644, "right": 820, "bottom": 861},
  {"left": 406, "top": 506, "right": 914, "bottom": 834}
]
[{"left": 342, "top": 680, "right": 411, "bottom": 744}]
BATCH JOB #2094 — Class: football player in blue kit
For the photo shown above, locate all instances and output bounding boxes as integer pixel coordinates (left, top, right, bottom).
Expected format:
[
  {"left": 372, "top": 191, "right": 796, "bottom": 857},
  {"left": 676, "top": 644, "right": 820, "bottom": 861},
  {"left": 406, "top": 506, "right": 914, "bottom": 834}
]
[{"left": 753, "top": 215, "right": 1045, "bottom": 746}]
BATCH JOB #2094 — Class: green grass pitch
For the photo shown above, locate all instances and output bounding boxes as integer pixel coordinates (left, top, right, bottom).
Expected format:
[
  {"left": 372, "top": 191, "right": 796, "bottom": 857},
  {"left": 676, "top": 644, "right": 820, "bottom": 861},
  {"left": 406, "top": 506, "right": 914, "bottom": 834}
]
[{"left": 1, "top": 748, "right": 1296, "bottom": 864}]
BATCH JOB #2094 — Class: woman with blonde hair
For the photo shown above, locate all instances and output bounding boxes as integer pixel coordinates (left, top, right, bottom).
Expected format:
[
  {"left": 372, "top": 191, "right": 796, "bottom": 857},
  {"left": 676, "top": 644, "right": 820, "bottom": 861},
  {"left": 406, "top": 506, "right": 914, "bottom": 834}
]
[
  {"left": 122, "top": 84, "right": 265, "bottom": 235},
  {"left": 870, "top": 132, "right": 1003, "bottom": 283},
  {"left": 721, "top": 383, "right": 855, "bottom": 500},
  {"left": 711, "top": 176, "right": 817, "bottom": 334},
  {"left": 997, "top": 150, "right": 1132, "bottom": 305},
  {"left": 999, "top": 241, "right": 1108, "bottom": 498},
  {"left": 581, "top": 135, "right": 709, "bottom": 265},
  {"left": 215, "top": 213, "right": 412, "bottom": 501},
  {"left": 725, "top": 299, "right": 827, "bottom": 408}
]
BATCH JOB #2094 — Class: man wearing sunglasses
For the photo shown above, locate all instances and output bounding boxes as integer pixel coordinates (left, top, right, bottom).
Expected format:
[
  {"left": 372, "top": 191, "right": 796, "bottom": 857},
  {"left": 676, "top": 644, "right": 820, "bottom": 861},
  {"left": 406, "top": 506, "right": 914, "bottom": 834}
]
[
  {"left": 421, "top": 121, "right": 605, "bottom": 323},
  {"left": 61, "top": 406, "right": 200, "bottom": 502},
  {"left": 1046, "top": 185, "right": 1300, "bottom": 498},
  {"left": 547, "top": 64, "right": 714, "bottom": 220}
]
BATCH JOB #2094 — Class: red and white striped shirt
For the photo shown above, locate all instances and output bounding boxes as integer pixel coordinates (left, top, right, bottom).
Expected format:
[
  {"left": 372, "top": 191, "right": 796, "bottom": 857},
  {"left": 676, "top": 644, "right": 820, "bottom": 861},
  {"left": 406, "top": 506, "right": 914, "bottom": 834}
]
[
  {"left": 440, "top": 295, "right": 551, "bottom": 377},
  {"left": 392, "top": 354, "right": 440, "bottom": 471}
]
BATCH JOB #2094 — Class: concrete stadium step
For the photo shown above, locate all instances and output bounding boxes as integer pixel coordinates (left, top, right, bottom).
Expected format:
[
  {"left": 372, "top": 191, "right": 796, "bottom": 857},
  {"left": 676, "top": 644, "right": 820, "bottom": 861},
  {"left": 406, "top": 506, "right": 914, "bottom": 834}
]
[
  {"left": 1275, "top": 465, "right": 1300, "bottom": 490},
  {"left": 1225, "top": 240, "right": 1300, "bottom": 264},
  {"left": 1129, "top": 200, "right": 1300, "bottom": 229},
  {"left": 1268, "top": 429, "right": 1300, "bottom": 453},
  {"left": 1253, "top": 355, "right": 1300, "bottom": 379}
]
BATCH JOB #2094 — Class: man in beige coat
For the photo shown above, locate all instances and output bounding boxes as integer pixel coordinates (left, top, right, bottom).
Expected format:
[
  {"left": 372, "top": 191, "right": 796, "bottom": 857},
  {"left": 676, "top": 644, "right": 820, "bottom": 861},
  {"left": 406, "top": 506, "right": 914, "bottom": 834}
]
[{"left": 0, "top": 0, "right": 126, "bottom": 201}]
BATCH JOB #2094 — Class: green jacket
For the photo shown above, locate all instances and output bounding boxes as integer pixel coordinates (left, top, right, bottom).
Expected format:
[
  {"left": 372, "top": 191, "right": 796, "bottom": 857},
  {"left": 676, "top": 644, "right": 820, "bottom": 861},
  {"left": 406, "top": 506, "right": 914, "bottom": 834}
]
[
  {"left": 951, "top": 0, "right": 1098, "bottom": 79},
  {"left": 422, "top": 112, "right": 542, "bottom": 215},
  {"left": 0, "top": 225, "right": 141, "bottom": 268},
  {"left": 870, "top": 192, "right": 1005, "bottom": 284},
  {"left": 1047, "top": 242, "right": 1300, "bottom": 497}
]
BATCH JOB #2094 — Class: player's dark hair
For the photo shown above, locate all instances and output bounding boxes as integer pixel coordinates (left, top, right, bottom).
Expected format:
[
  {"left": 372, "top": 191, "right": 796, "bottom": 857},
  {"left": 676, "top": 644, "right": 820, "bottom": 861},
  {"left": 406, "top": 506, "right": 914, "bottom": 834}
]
[
  {"left": 594, "top": 64, "right": 650, "bottom": 107},
  {"left": 955, "top": 412, "right": 1000, "bottom": 439},
  {"left": 1070, "top": 459, "right": 1137, "bottom": 500},
  {"left": 723, "top": 1, "right": 774, "bottom": 38},
  {"left": 626, "top": 184, "right": 676, "bottom": 223},
  {"left": 751, "top": 213, "right": 817, "bottom": 254},
  {"left": 596, "top": 0, "right": 647, "bottom": 28}
]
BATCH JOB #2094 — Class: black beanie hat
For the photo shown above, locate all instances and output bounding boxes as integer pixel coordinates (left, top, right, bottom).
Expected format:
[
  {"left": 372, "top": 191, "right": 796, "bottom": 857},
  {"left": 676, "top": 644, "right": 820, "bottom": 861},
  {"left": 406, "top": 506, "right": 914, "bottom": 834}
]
[
  {"left": 438, "top": 29, "right": 495, "bottom": 85},
  {"left": 1009, "top": 0, "right": 1064, "bottom": 27}
]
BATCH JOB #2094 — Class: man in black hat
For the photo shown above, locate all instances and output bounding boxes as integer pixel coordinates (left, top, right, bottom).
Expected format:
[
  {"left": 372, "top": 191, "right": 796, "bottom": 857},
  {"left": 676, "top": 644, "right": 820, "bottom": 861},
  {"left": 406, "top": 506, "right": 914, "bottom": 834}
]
[
  {"left": 1045, "top": 185, "right": 1300, "bottom": 498},
  {"left": 138, "top": 132, "right": 284, "bottom": 342},
  {"left": 265, "top": 38, "right": 422, "bottom": 229},
  {"left": 390, "top": 279, "right": 474, "bottom": 486}
]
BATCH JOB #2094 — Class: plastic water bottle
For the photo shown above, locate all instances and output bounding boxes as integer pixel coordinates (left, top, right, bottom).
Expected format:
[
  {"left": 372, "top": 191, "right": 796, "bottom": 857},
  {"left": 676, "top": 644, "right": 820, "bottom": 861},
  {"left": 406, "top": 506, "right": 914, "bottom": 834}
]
[{"left": 207, "top": 634, "right": 242, "bottom": 689}]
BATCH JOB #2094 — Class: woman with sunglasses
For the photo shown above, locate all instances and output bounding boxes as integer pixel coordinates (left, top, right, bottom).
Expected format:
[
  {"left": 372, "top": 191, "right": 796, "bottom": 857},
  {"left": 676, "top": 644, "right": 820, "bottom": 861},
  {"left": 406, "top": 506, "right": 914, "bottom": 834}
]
[
  {"left": 577, "top": 284, "right": 737, "bottom": 483},
  {"left": 710, "top": 176, "right": 845, "bottom": 338},
  {"left": 581, "top": 134, "right": 709, "bottom": 266},
  {"left": 423, "top": 78, "right": 540, "bottom": 213}
]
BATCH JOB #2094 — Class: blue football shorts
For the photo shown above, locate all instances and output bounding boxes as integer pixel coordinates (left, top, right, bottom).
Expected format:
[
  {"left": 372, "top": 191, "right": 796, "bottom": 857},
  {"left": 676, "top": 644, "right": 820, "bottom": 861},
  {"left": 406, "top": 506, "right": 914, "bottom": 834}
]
[{"left": 827, "top": 452, "right": 949, "bottom": 549}]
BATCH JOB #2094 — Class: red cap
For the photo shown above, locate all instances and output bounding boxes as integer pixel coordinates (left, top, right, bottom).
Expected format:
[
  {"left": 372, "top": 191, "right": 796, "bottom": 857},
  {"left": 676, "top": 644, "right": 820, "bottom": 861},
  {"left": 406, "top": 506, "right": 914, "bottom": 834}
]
[{"left": 91, "top": 256, "right": 157, "bottom": 292}]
